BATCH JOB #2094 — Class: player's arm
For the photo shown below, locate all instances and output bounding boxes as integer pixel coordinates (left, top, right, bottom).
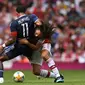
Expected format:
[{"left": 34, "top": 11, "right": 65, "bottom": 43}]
[
  {"left": 0, "top": 21, "right": 17, "bottom": 50},
  {"left": 0, "top": 34, "right": 17, "bottom": 53},
  {"left": 19, "top": 38, "right": 42, "bottom": 50},
  {"left": 31, "top": 14, "right": 42, "bottom": 26},
  {"left": 4, "top": 36, "right": 16, "bottom": 47},
  {"left": 34, "top": 19, "right": 42, "bottom": 26},
  {"left": 5, "top": 21, "right": 18, "bottom": 47},
  {"left": 26, "top": 41, "right": 42, "bottom": 50}
]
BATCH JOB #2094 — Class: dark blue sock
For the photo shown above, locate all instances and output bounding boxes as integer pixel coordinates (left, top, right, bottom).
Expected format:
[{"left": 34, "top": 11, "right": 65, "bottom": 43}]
[
  {"left": 0, "top": 70, "right": 3, "bottom": 77},
  {"left": 0, "top": 61, "right": 3, "bottom": 77}
]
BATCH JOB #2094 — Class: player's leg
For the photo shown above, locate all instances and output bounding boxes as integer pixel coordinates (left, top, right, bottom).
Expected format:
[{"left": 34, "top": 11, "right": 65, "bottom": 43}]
[
  {"left": 0, "top": 61, "right": 4, "bottom": 83},
  {"left": 30, "top": 50, "right": 59, "bottom": 79},
  {"left": 31, "top": 63, "right": 57, "bottom": 78},
  {"left": 41, "top": 43, "right": 64, "bottom": 83},
  {"left": 0, "top": 55, "right": 9, "bottom": 61},
  {"left": 0, "top": 54, "right": 12, "bottom": 83},
  {"left": 0, "top": 54, "right": 11, "bottom": 83},
  {"left": 0, "top": 45, "right": 21, "bottom": 83}
]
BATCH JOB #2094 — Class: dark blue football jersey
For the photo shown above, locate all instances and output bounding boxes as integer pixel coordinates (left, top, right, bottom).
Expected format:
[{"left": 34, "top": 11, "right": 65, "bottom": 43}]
[{"left": 10, "top": 14, "right": 38, "bottom": 39}]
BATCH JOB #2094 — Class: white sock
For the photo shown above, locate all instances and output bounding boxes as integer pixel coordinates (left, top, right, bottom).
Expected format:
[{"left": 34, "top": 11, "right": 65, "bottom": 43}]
[
  {"left": 47, "top": 58, "right": 60, "bottom": 78},
  {"left": 40, "top": 69, "right": 56, "bottom": 78}
]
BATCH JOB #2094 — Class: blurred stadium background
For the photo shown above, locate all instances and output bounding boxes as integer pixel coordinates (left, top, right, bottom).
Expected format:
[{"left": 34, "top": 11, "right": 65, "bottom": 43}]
[
  {"left": 0, "top": 0, "right": 85, "bottom": 85},
  {"left": 0, "top": 0, "right": 85, "bottom": 71}
]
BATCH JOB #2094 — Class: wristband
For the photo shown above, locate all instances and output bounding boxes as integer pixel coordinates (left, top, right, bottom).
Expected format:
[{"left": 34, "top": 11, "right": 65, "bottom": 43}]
[{"left": 2, "top": 43, "right": 6, "bottom": 48}]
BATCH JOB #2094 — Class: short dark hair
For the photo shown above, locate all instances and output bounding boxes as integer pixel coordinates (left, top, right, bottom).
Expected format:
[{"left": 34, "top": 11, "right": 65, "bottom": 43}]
[{"left": 16, "top": 5, "right": 26, "bottom": 13}]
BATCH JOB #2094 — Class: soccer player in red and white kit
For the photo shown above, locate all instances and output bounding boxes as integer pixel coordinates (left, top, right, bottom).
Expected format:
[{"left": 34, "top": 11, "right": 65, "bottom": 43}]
[{"left": 19, "top": 22, "right": 64, "bottom": 83}]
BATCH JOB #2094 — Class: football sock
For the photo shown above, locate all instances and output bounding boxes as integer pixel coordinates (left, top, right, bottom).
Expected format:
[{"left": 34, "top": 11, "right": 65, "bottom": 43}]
[
  {"left": 40, "top": 69, "right": 56, "bottom": 78},
  {"left": 46, "top": 58, "right": 60, "bottom": 78},
  {"left": 0, "top": 61, "right": 3, "bottom": 77},
  {"left": 0, "top": 70, "right": 3, "bottom": 77}
]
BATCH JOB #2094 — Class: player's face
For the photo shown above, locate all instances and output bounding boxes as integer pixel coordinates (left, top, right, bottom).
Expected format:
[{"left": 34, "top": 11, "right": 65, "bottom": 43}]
[
  {"left": 16, "top": 12, "right": 21, "bottom": 18},
  {"left": 35, "top": 29, "right": 42, "bottom": 37}
]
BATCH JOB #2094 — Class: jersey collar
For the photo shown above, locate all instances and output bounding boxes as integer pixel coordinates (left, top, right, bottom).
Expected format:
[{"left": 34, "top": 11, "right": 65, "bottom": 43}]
[{"left": 19, "top": 14, "right": 26, "bottom": 18}]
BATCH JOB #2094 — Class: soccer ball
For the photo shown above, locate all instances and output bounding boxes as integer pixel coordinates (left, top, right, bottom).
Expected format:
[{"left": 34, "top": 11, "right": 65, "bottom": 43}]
[{"left": 13, "top": 71, "right": 25, "bottom": 82}]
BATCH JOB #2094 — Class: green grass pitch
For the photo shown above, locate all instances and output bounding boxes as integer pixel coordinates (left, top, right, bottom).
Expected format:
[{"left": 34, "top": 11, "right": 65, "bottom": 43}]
[{"left": 2, "top": 70, "right": 85, "bottom": 85}]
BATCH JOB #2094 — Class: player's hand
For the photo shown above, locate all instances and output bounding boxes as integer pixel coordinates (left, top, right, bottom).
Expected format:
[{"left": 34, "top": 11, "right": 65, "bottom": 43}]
[
  {"left": 19, "top": 38, "right": 29, "bottom": 45},
  {"left": 0, "top": 45, "right": 4, "bottom": 53}
]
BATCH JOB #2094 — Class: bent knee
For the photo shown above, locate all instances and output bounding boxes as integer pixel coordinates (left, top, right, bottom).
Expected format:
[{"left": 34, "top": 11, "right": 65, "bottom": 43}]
[
  {"left": 41, "top": 50, "right": 50, "bottom": 61},
  {"left": 41, "top": 50, "right": 48, "bottom": 57},
  {"left": 0, "top": 55, "right": 9, "bottom": 62}
]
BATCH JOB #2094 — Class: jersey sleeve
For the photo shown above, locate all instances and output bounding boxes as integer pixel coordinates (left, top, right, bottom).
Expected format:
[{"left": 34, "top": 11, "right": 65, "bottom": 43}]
[
  {"left": 10, "top": 20, "right": 18, "bottom": 37},
  {"left": 31, "top": 14, "right": 38, "bottom": 22}
]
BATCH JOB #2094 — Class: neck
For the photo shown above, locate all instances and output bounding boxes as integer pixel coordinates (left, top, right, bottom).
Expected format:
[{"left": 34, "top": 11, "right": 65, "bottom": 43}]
[{"left": 18, "top": 13, "right": 26, "bottom": 17}]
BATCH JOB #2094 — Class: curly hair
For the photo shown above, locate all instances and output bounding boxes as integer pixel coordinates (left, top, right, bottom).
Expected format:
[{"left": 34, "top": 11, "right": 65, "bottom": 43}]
[{"left": 35, "top": 21, "right": 55, "bottom": 39}]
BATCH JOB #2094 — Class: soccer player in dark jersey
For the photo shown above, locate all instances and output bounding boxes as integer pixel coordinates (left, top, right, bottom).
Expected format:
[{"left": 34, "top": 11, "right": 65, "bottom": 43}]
[
  {"left": 0, "top": 5, "right": 42, "bottom": 83},
  {"left": 0, "top": 5, "right": 64, "bottom": 83}
]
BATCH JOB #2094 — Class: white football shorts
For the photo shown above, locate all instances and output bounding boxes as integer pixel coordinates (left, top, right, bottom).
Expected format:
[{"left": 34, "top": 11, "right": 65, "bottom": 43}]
[{"left": 30, "top": 43, "right": 52, "bottom": 65}]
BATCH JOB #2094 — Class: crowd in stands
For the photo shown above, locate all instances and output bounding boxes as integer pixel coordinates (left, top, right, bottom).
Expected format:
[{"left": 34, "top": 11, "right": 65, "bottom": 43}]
[{"left": 0, "top": 0, "right": 85, "bottom": 63}]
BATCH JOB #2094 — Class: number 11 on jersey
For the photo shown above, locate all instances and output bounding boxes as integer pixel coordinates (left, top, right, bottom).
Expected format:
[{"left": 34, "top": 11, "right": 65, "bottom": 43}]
[{"left": 21, "top": 23, "right": 29, "bottom": 37}]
